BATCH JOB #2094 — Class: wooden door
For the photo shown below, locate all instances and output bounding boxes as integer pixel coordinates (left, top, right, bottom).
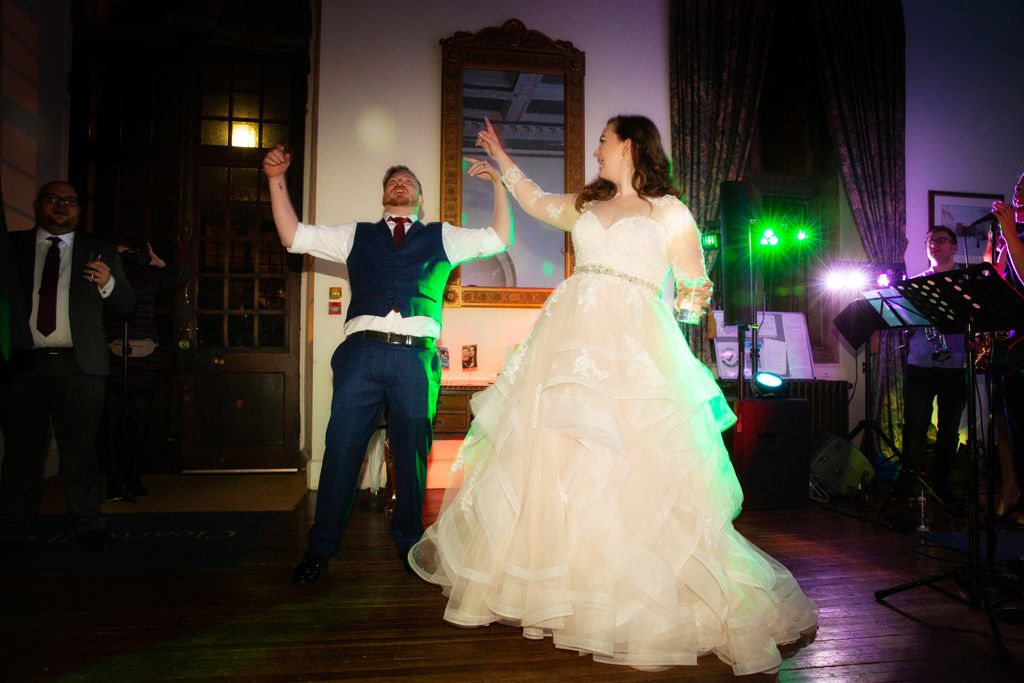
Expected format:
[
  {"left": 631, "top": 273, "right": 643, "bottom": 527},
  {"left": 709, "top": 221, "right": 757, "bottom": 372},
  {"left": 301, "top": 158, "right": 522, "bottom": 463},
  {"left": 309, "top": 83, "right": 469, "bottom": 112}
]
[
  {"left": 181, "top": 56, "right": 305, "bottom": 471},
  {"left": 69, "top": 7, "right": 310, "bottom": 472}
]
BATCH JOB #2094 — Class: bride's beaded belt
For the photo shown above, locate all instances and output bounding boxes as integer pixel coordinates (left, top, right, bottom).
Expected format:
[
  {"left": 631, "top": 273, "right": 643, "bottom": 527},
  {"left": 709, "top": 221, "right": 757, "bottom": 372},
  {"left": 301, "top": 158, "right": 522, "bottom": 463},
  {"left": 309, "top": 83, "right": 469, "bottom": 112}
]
[{"left": 574, "top": 264, "right": 660, "bottom": 296}]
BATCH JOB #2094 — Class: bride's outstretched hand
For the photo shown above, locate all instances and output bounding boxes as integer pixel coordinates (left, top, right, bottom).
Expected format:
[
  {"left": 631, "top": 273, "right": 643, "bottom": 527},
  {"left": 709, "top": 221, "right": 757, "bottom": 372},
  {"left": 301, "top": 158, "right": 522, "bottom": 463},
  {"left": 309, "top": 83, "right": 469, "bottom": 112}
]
[
  {"left": 475, "top": 117, "right": 512, "bottom": 166},
  {"left": 464, "top": 157, "right": 501, "bottom": 183}
]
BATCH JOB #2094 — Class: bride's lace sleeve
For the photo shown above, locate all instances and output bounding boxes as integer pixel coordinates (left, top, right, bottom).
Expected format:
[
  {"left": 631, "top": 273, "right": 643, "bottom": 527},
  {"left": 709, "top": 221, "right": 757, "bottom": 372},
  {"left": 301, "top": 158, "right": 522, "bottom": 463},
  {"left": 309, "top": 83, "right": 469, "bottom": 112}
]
[
  {"left": 501, "top": 164, "right": 580, "bottom": 231},
  {"left": 661, "top": 198, "right": 714, "bottom": 305}
]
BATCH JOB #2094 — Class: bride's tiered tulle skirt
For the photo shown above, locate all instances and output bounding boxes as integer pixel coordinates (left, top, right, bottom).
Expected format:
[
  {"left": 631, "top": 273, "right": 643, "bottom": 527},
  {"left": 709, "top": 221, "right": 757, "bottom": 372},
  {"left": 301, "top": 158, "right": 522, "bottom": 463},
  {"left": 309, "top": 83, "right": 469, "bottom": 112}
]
[{"left": 409, "top": 271, "right": 817, "bottom": 675}]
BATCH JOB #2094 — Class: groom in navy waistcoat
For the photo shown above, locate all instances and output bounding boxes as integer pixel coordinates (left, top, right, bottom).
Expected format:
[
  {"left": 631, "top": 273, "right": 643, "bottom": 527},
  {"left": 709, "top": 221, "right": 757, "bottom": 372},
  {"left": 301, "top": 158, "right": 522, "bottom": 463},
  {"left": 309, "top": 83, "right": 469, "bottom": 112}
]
[{"left": 262, "top": 145, "right": 511, "bottom": 584}]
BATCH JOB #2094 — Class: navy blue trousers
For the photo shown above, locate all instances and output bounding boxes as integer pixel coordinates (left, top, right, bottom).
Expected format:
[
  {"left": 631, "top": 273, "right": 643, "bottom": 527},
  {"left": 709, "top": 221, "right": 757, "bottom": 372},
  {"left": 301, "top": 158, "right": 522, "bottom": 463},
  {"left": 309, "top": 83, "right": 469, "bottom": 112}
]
[{"left": 307, "top": 336, "right": 440, "bottom": 558}]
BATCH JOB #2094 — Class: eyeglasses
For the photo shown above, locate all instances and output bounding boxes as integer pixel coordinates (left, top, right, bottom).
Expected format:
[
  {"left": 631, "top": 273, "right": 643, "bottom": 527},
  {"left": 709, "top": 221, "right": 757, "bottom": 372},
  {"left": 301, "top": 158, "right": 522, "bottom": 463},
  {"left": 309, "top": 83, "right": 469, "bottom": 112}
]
[
  {"left": 927, "top": 237, "right": 953, "bottom": 246},
  {"left": 40, "top": 194, "right": 79, "bottom": 208}
]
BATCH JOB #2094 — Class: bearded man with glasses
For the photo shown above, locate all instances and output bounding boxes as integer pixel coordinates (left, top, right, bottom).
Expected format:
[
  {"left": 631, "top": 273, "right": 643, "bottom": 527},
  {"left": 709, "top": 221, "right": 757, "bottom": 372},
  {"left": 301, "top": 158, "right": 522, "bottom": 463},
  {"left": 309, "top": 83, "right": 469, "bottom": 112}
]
[{"left": 0, "top": 181, "right": 135, "bottom": 557}]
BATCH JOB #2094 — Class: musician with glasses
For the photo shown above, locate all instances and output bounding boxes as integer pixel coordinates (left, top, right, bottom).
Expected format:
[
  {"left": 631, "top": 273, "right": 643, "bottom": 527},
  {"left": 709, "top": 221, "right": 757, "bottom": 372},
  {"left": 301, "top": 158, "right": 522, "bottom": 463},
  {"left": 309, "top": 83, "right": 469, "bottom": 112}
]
[{"left": 900, "top": 225, "right": 967, "bottom": 504}]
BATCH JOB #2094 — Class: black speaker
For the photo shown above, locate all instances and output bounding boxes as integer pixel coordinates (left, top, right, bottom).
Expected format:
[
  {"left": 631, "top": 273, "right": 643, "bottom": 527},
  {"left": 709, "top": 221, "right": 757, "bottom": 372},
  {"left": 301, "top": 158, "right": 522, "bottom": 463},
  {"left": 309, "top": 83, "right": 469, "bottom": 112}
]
[
  {"left": 727, "top": 398, "right": 810, "bottom": 509},
  {"left": 809, "top": 433, "right": 875, "bottom": 495},
  {"left": 719, "top": 180, "right": 759, "bottom": 326}
]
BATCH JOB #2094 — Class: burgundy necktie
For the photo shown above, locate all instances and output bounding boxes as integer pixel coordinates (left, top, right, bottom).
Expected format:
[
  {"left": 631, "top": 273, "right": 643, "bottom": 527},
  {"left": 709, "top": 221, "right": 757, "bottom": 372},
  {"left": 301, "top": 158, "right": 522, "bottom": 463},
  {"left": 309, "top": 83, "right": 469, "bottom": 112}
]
[
  {"left": 37, "top": 236, "right": 61, "bottom": 336},
  {"left": 391, "top": 216, "right": 408, "bottom": 247}
]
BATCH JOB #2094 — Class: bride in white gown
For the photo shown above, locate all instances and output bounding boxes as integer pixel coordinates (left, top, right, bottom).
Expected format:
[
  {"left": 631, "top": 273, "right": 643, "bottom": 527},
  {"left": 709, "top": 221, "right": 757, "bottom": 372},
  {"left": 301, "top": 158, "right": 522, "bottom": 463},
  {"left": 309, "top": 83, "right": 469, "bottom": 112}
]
[{"left": 409, "top": 115, "right": 817, "bottom": 675}]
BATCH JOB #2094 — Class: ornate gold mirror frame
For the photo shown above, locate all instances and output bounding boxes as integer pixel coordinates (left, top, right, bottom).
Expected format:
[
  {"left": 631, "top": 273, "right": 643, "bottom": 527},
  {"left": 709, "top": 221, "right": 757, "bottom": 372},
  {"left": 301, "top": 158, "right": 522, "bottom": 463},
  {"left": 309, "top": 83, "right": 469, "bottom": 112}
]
[{"left": 440, "top": 19, "right": 585, "bottom": 307}]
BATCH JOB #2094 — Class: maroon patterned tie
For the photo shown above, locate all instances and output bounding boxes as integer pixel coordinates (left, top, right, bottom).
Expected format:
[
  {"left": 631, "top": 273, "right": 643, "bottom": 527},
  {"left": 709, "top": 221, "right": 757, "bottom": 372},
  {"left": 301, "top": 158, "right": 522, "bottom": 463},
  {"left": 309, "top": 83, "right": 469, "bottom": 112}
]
[
  {"left": 36, "top": 236, "right": 61, "bottom": 336},
  {"left": 391, "top": 216, "right": 408, "bottom": 247}
]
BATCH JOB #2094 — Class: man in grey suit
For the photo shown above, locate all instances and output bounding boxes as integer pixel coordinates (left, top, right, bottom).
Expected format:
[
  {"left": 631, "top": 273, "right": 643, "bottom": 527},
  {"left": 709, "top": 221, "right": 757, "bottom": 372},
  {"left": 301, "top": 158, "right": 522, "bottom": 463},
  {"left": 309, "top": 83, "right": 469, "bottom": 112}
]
[{"left": 0, "top": 181, "right": 135, "bottom": 556}]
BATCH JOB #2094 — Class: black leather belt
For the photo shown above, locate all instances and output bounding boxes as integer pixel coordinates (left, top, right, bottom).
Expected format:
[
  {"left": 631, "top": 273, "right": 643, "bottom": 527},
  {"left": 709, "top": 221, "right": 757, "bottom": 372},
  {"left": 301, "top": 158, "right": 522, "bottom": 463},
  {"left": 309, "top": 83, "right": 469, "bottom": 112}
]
[
  {"left": 348, "top": 330, "right": 434, "bottom": 348},
  {"left": 32, "top": 347, "right": 72, "bottom": 355}
]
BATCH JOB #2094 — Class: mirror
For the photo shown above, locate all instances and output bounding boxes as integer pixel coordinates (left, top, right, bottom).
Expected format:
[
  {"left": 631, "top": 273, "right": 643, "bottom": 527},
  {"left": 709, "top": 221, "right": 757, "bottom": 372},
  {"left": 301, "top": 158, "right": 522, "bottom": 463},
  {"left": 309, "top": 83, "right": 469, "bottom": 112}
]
[{"left": 440, "top": 19, "right": 585, "bottom": 307}]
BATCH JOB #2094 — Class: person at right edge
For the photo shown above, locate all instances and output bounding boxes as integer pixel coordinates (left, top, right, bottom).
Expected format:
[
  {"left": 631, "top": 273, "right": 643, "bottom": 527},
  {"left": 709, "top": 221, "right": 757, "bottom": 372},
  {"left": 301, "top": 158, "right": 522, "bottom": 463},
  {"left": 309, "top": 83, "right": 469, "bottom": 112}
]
[
  {"left": 991, "top": 173, "right": 1024, "bottom": 575},
  {"left": 900, "top": 225, "right": 967, "bottom": 504}
]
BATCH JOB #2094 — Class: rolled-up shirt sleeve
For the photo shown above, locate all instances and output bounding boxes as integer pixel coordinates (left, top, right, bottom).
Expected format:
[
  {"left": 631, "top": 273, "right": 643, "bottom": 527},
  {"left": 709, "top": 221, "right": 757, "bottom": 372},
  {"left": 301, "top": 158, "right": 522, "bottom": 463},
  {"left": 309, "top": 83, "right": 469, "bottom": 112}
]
[
  {"left": 442, "top": 223, "right": 507, "bottom": 266},
  {"left": 288, "top": 221, "right": 357, "bottom": 264}
]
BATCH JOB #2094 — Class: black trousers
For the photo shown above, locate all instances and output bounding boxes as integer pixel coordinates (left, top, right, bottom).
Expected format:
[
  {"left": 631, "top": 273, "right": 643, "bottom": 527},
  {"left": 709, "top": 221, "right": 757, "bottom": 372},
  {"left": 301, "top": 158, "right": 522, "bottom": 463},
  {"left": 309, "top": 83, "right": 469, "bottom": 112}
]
[
  {"left": 0, "top": 351, "right": 106, "bottom": 539},
  {"left": 902, "top": 363, "right": 967, "bottom": 493}
]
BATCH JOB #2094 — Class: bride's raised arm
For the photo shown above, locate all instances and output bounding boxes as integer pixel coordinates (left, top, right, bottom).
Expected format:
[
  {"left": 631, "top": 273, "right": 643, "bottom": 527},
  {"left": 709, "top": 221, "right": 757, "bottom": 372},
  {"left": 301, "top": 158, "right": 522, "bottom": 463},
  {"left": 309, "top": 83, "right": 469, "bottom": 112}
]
[
  {"left": 475, "top": 117, "right": 580, "bottom": 232},
  {"left": 661, "top": 199, "right": 714, "bottom": 316}
]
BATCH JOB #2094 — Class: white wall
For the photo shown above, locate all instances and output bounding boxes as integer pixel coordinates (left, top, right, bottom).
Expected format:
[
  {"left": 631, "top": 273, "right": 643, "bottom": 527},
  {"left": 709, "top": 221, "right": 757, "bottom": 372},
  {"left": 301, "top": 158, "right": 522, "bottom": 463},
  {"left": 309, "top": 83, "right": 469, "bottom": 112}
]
[{"left": 302, "top": 0, "right": 670, "bottom": 486}]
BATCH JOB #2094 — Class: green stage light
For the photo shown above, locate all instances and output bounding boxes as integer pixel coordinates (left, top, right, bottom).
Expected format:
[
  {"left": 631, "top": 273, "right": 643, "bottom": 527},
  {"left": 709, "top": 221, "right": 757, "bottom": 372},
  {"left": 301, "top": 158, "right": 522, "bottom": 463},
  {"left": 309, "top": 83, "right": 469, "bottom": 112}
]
[
  {"left": 796, "top": 229, "right": 808, "bottom": 241},
  {"left": 759, "top": 228, "right": 779, "bottom": 247},
  {"left": 701, "top": 231, "right": 720, "bottom": 250}
]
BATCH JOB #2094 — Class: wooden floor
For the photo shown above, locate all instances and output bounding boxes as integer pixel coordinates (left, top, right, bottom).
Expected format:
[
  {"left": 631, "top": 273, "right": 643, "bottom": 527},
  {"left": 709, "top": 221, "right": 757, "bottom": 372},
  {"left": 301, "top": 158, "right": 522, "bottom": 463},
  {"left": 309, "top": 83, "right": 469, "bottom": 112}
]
[{"left": 3, "top": 490, "right": 1024, "bottom": 682}]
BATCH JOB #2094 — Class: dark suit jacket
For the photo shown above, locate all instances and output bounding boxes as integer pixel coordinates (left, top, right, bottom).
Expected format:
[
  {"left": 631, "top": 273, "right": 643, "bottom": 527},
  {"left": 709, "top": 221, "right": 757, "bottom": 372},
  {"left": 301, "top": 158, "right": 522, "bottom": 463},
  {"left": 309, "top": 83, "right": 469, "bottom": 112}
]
[{"left": 8, "top": 228, "right": 135, "bottom": 375}]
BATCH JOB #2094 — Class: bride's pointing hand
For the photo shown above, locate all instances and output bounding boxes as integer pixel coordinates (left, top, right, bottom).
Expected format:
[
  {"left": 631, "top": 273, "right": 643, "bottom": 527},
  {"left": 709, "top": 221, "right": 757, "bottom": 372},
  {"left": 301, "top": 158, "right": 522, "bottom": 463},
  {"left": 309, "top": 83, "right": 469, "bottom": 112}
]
[{"left": 476, "top": 116, "right": 512, "bottom": 167}]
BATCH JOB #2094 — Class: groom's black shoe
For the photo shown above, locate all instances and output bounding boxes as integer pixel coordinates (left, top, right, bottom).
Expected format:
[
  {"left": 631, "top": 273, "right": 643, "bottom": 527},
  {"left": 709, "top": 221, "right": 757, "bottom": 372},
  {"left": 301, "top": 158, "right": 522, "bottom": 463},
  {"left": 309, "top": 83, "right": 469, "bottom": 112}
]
[{"left": 292, "top": 552, "right": 328, "bottom": 585}]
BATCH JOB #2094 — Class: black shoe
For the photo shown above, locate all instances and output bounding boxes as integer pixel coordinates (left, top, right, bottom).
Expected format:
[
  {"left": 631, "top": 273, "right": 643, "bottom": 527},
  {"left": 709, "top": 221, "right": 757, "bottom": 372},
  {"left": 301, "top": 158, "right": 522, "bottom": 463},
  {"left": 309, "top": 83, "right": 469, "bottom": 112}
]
[
  {"left": 105, "top": 477, "right": 125, "bottom": 503},
  {"left": 79, "top": 529, "right": 113, "bottom": 550},
  {"left": 293, "top": 552, "right": 328, "bottom": 585},
  {"left": 357, "top": 488, "right": 385, "bottom": 511}
]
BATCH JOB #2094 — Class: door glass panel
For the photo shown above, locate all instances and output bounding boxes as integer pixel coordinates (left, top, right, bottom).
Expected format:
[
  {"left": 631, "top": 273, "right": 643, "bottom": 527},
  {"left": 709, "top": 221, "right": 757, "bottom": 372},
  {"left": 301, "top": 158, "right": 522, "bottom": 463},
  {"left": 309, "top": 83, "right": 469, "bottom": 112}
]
[
  {"left": 263, "top": 94, "right": 288, "bottom": 120},
  {"left": 198, "top": 240, "right": 227, "bottom": 273},
  {"left": 229, "top": 168, "right": 257, "bottom": 202},
  {"left": 229, "top": 241, "right": 255, "bottom": 273},
  {"left": 233, "top": 92, "right": 260, "bottom": 119},
  {"left": 197, "top": 277, "right": 225, "bottom": 309},
  {"left": 259, "top": 279, "right": 286, "bottom": 310},
  {"left": 200, "top": 120, "right": 228, "bottom": 146},
  {"left": 229, "top": 279, "right": 255, "bottom": 310},
  {"left": 261, "top": 123, "right": 288, "bottom": 148},
  {"left": 202, "top": 91, "right": 229, "bottom": 117},
  {"left": 232, "top": 204, "right": 259, "bottom": 236},
  {"left": 228, "top": 314, "right": 254, "bottom": 347},
  {"left": 200, "top": 205, "right": 228, "bottom": 236},
  {"left": 198, "top": 314, "right": 224, "bottom": 346},
  {"left": 259, "top": 242, "right": 286, "bottom": 274},
  {"left": 259, "top": 315, "right": 285, "bottom": 347}
]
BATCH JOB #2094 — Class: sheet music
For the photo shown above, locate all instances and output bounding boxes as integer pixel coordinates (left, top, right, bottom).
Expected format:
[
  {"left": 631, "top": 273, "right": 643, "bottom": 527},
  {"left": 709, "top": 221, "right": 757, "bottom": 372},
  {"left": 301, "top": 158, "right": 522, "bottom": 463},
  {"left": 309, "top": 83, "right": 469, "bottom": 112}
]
[{"left": 711, "top": 310, "right": 815, "bottom": 379}]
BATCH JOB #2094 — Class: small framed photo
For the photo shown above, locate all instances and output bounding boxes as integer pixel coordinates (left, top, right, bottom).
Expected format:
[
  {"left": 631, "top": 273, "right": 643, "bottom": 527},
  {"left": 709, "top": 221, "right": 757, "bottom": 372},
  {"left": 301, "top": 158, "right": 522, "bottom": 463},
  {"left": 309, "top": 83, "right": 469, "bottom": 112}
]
[
  {"left": 461, "top": 344, "right": 477, "bottom": 370},
  {"left": 437, "top": 346, "right": 450, "bottom": 370},
  {"left": 928, "top": 189, "right": 1003, "bottom": 264}
]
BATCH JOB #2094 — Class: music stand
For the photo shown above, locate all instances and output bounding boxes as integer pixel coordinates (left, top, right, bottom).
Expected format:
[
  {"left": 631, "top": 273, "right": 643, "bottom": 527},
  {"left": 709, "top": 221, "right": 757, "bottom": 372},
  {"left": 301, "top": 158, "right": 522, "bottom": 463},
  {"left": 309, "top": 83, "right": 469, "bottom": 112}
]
[
  {"left": 833, "top": 288, "right": 929, "bottom": 488},
  {"left": 874, "top": 263, "right": 1024, "bottom": 657}
]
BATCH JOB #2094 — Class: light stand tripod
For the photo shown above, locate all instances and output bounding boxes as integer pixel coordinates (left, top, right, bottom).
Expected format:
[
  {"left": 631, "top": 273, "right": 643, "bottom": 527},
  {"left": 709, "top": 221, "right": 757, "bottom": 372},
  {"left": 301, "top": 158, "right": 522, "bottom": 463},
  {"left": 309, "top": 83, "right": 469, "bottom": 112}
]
[
  {"left": 874, "top": 263, "right": 1024, "bottom": 657},
  {"left": 833, "top": 292, "right": 933, "bottom": 501}
]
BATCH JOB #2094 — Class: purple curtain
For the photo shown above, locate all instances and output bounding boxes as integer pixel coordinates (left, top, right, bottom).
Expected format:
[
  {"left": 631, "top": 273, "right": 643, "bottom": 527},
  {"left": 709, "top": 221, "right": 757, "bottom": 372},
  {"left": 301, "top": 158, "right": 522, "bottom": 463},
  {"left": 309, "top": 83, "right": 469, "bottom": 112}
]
[
  {"left": 668, "top": 0, "right": 776, "bottom": 362},
  {"left": 813, "top": 1, "right": 907, "bottom": 464}
]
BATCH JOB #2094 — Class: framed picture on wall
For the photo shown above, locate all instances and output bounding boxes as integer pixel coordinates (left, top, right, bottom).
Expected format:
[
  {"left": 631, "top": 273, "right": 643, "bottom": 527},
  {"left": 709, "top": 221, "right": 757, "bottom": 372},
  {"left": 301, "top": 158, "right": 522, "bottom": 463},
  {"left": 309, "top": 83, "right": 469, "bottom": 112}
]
[{"left": 928, "top": 189, "right": 1003, "bottom": 264}]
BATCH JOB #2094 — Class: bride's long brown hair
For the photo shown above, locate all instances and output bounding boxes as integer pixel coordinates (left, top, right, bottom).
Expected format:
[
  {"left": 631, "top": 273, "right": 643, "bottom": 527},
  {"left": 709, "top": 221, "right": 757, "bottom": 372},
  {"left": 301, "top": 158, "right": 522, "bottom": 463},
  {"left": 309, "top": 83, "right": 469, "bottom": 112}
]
[{"left": 574, "top": 115, "right": 681, "bottom": 212}]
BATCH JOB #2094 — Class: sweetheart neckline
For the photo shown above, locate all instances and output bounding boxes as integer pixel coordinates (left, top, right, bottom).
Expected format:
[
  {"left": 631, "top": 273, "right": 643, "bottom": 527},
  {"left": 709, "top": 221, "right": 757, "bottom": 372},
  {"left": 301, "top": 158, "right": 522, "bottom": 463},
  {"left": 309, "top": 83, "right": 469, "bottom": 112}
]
[{"left": 581, "top": 211, "right": 659, "bottom": 232}]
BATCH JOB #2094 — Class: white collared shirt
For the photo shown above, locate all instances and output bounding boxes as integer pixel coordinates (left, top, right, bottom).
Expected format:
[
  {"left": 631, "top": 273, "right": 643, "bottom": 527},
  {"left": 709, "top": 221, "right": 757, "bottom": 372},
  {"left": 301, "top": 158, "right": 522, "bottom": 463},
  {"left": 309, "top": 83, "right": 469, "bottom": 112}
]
[
  {"left": 288, "top": 212, "right": 506, "bottom": 338},
  {"left": 31, "top": 228, "right": 116, "bottom": 348}
]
